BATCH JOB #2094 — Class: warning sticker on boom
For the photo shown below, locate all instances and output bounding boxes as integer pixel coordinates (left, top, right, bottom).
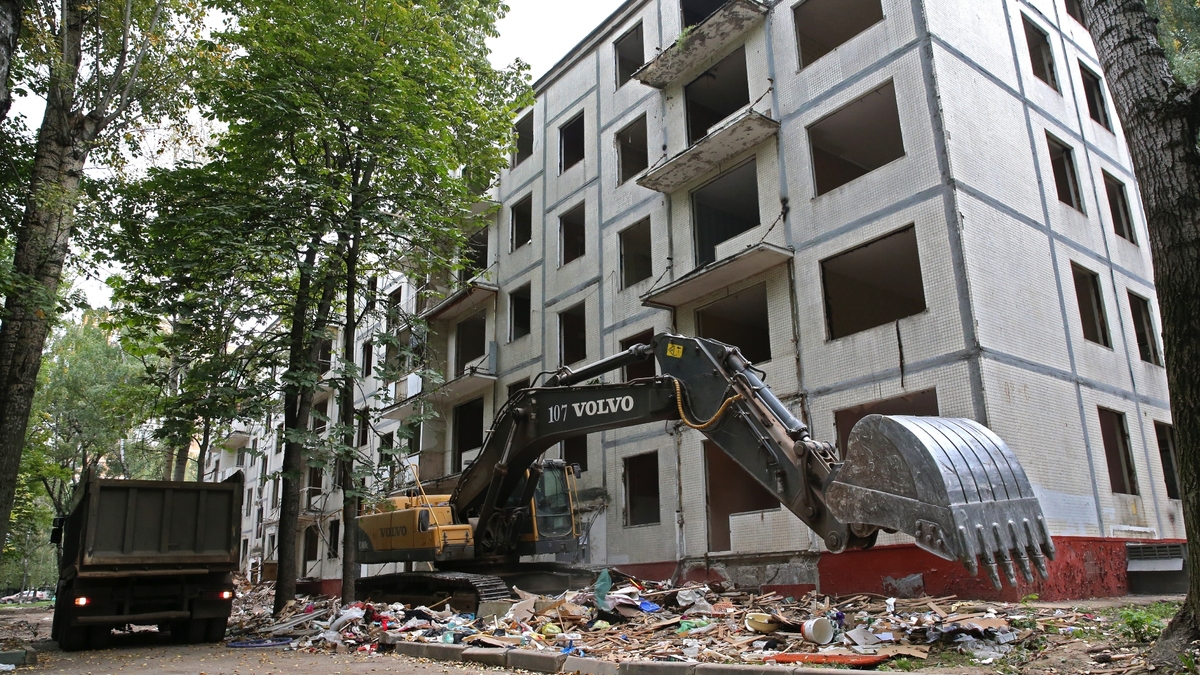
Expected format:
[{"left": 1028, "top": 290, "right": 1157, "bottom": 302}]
[{"left": 666, "top": 343, "right": 684, "bottom": 358}]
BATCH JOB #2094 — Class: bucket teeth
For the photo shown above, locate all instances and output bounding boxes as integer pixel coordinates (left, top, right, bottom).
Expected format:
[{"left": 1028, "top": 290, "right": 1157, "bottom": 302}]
[{"left": 826, "top": 415, "right": 1055, "bottom": 591}]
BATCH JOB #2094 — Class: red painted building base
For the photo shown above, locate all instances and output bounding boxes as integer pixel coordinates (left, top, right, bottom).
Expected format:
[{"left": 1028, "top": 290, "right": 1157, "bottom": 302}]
[{"left": 615, "top": 537, "right": 1182, "bottom": 601}]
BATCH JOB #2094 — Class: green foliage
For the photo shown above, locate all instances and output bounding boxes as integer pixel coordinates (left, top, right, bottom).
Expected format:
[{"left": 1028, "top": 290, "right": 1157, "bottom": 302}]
[
  {"left": 1114, "top": 602, "right": 1179, "bottom": 643},
  {"left": 1148, "top": 0, "right": 1200, "bottom": 84},
  {"left": 1, "top": 474, "right": 56, "bottom": 590}
]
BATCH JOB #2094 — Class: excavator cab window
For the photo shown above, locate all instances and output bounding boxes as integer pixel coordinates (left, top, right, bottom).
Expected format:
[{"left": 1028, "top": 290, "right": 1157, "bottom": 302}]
[{"left": 534, "top": 466, "right": 575, "bottom": 538}]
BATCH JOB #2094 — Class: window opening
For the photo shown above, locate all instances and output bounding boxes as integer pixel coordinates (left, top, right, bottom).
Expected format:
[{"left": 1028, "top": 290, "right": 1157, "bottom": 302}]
[
  {"left": 328, "top": 520, "right": 340, "bottom": 559},
  {"left": 1128, "top": 292, "right": 1163, "bottom": 366},
  {"left": 691, "top": 160, "right": 760, "bottom": 266},
  {"left": 559, "top": 302, "right": 588, "bottom": 365},
  {"left": 509, "top": 284, "right": 532, "bottom": 341},
  {"left": 318, "top": 338, "right": 333, "bottom": 374},
  {"left": 1072, "top": 263, "right": 1112, "bottom": 347},
  {"left": 387, "top": 288, "right": 404, "bottom": 332},
  {"left": 245, "top": 488, "right": 253, "bottom": 516},
  {"left": 459, "top": 229, "right": 489, "bottom": 283},
  {"left": 696, "top": 283, "right": 771, "bottom": 364},
  {"left": 1104, "top": 172, "right": 1136, "bottom": 244},
  {"left": 455, "top": 312, "right": 487, "bottom": 376},
  {"left": 624, "top": 451, "right": 660, "bottom": 525},
  {"left": 564, "top": 435, "right": 589, "bottom": 473},
  {"left": 1080, "top": 63, "right": 1112, "bottom": 130},
  {"left": 1065, "top": 0, "right": 1083, "bottom": 24},
  {"left": 620, "top": 218, "right": 653, "bottom": 288},
  {"left": 685, "top": 46, "right": 750, "bottom": 146},
  {"left": 1098, "top": 407, "right": 1138, "bottom": 495},
  {"left": 303, "top": 526, "right": 319, "bottom": 564},
  {"left": 453, "top": 397, "right": 485, "bottom": 473},
  {"left": 704, "top": 441, "right": 778, "bottom": 552},
  {"left": 306, "top": 465, "right": 323, "bottom": 509},
  {"left": 507, "top": 379, "right": 530, "bottom": 401},
  {"left": 621, "top": 330, "right": 657, "bottom": 381},
  {"left": 617, "top": 115, "right": 649, "bottom": 184},
  {"left": 1047, "top": 134, "right": 1084, "bottom": 211},
  {"left": 357, "top": 408, "right": 370, "bottom": 447},
  {"left": 615, "top": 22, "right": 645, "bottom": 87},
  {"left": 511, "top": 194, "right": 533, "bottom": 250},
  {"left": 682, "top": 0, "right": 726, "bottom": 28},
  {"left": 1155, "top": 422, "right": 1181, "bottom": 500},
  {"left": 360, "top": 341, "right": 373, "bottom": 378},
  {"left": 809, "top": 80, "right": 905, "bottom": 195},
  {"left": 822, "top": 225, "right": 926, "bottom": 339},
  {"left": 560, "top": 203, "right": 586, "bottom": 265},
  {"left": 514, "top": 112, "right": 534, "bottom": 165},
  {"left": 834, "top": 390, "right": 938, "bottom": 452},
  {"left": 560, "top": 113, "right": 586, "bottom": 173},
  {"left": 312, "top": 399, "right": 328, "bottom": 434},
  {"left": 794, "top": 0, "right": 884, "bottom": 69},
  {"left": 1023, "top": 17, "right": 1060, "bottom": 91}
]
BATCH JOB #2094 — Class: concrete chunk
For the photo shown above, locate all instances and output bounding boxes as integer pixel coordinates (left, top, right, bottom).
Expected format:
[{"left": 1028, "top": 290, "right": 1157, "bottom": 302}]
[
  {"left": 563, "top": 656, "right": 619, "bottom": 675},
  {"left": 388, "top": 641, "right": 425, "bottom": 657},
  {"left": 618, "top": 662, "right": 696, "bottom": 675},
  {"left": 695, "top": 665, "right": 791, "bottom": 675},
  {"left": 506, "top": 649, "right": 566, "bottom": 673},
  {"left": 463, "top": 647, "right": 509, "bottom": 667}
]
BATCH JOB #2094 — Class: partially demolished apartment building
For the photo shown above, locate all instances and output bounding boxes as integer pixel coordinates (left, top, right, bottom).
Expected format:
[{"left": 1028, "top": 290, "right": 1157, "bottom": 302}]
[{"left": 212, "top": 0, "right": 1184, "bottom": 600}]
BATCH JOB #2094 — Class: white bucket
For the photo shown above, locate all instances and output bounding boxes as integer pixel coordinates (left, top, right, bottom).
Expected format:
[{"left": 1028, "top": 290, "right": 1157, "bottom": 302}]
[{"left": 800, "top": 617, "right": 835, "bottom": 645}]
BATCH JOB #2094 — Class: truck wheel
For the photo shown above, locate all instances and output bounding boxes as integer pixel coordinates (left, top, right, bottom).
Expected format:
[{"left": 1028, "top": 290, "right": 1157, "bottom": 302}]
[
  {"left": 88, "top": 625, "right": 113, "bottom": 650},
  {"left": 58, "top": 625, "right": 88, "bottom": 652},
  {"left": 204, "top": 618, "right": 228, "bottom": 643}
]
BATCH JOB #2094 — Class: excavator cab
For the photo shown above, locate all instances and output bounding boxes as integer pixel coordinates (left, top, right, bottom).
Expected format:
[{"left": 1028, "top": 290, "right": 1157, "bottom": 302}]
[{"left": 510, "top": 459, "right": 582, "bottom": 557}]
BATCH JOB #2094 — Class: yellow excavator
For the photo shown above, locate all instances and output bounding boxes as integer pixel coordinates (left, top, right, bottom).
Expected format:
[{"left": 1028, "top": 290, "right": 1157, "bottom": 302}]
[{"left": 356, "top": 333, "right": 1054, "bottom": 608}]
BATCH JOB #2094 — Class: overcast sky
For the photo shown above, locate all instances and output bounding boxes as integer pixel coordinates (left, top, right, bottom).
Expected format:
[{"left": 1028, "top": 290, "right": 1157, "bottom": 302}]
[{"left": 488, "top": 0, "right": 629, "bottom": 80}]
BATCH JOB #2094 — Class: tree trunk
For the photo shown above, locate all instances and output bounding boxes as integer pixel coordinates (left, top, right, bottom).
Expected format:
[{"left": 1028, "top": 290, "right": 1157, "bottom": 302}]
[
  {"left": 172, "top": 440, "right": 189, "bottom": 481},
  {"left": 161, "top": 443, "right": 174, "bottom": 481},
  {"left": 0, "top": 0, "right": 21, "bottom": 121},
  {"left": 0, "top": 102, "right": 94, "bottom": 555},
  {"left": 340, "top": 243, "right": 359, "bottom": 604},
  {"left": 1082, "top": 0, "right": 1200, "bottom": 663},
  {"left": 195, "top": 418, "right": 211, "bottom": 482}
]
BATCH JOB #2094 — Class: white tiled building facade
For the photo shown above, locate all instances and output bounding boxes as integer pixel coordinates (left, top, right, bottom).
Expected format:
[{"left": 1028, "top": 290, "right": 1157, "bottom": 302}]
[{"left": 211, "top": 0, "right": 1182, "bottom": 599}]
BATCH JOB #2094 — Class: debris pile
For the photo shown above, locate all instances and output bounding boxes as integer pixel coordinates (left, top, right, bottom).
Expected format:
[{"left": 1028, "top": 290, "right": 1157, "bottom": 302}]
[{"left": 228, "top": 573, "right": 1154, "bottom": 669}]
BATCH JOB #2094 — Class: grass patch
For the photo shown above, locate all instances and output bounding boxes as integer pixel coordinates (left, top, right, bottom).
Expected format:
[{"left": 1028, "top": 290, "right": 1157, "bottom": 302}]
[{"left": 1114, "top": 602, "right": 1181, "bottom": 643}]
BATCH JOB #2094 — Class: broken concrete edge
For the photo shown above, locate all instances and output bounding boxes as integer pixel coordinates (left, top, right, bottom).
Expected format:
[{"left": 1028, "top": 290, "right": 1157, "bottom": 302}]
[
  {"left": 378, "top": 643, "right": 940, "bottom": 675},
  {"left": 0, "top": 648, "right": 36, "bottom": 667}
]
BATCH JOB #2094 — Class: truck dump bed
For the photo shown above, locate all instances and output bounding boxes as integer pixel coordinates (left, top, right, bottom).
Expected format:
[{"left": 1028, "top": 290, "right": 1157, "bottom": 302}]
[{"left": 59, "top": 472, "right": 243, "bottom": 579}]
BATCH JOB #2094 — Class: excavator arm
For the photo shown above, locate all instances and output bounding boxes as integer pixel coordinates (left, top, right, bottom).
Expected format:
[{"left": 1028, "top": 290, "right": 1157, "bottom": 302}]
[{"left": 450, "top": 333, "right": 1055, "bottom": 590}]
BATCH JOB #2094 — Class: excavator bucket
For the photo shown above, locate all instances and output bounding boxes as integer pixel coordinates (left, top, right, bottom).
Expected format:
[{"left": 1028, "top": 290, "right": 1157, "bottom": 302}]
[{"left": 825, "top": 415, "right": 1055, "bottom": 589}]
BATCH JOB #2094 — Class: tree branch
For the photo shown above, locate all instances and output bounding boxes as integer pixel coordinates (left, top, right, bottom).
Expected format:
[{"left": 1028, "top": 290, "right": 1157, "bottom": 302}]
[
  {"left": 98, "top": 0, "right": 135, "bottom": 113},
  {"left": 103, "top": 0, "right": 163, "bottom": 125}
]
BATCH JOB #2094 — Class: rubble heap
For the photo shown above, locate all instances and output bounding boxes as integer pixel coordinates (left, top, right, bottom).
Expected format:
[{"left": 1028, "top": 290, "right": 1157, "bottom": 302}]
[{"left": 227, "top": 573, "right": 1148, "bottom": 669}]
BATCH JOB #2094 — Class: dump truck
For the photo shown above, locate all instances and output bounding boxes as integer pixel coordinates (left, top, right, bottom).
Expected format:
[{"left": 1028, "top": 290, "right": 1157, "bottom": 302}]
[
  {"left": 356, "top": 333, "right": 1055, "bottom": 608},
  {"left": 50, "top": 471, "right": 244, "bottom": 651}
]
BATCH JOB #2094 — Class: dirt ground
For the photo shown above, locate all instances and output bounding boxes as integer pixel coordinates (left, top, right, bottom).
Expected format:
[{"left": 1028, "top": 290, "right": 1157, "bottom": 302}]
[{"left": 0, "top": 596, "right": 1185, "bottom": 674}]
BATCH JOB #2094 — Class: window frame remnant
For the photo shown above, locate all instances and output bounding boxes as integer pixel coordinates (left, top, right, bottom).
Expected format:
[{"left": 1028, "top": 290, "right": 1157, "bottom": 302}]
[
  {"left": 821, "top": 225, "right": 927, "bottom": 340},
  {"left": 454, "top": 311, "right": 487, "bottom": 376},
  {"left": 1103, "top": 171, "right": 1137, "bottom": 244},
  {"left": 453, "top": 397, "right": 486, "bottom": 473},
  {"left": 620, "top": 218, "right": 653, "bottom": 288},
  {"left": 1071, "top": 263, "right": 1112, "bottom": 347},
  {"left": 623, "top": 451, "right": 661, "bottom": 526},
  {"left": 685, "top": 46, "right": 750, "bottom": 147},
  {"left": 509, "top": 284, "right": 532, "bottom": 342},
  {"left": 511, "top": 194, "right": 533, "bottom": 251},
  {"left": 1128, "top": 291, "right": 1163, "bottom": 366},
  {"left": 1098, "top": 407, "right": 1138, "bottom": 495},
  {"left": 1023, "top": 16, "right": 1060, "bottom": 91},
  {"left": 1155, "top": 422, "right": 1181, "bottom": 500},
  {"left": 833, "top": 389, "right": 939, "bottom": 452},
  {"left": 621, "top": 330, "right": 657, "bottom": 381},
  {"left": 1047, "top": 133, "right": 1085, "bottom": 212},
  {"left": 681, "top": 0, "right": 726, "bottom": 29},
  {"left": 1079, "top": 62, "right": 1112, "bottom": 131},
  {"left": 560, "top": 112, "right": 586, "bottom": 174},
  {"left": 560, "top": 202, "right": 587, "bottom": 266},
  {"left": 691, "top": 159, "right": 760, "bottom": 266}
]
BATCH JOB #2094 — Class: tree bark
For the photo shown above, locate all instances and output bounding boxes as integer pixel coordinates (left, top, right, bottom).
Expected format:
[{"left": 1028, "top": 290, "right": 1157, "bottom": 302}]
[
  {"left": 0, "top": 0, "right": 22, "bottom": 121},
  {"left": 1082, "top": 0, "right": 1200, "bottom": 662},
  {"left": 0, "top": 100, "right": 96, "bottom": 555},
  {"left": 172, "top": 440, "right": 190, "bottom": 481},
  {"left": 340, "top": 240, "right": 359, "bottom": 604},
  {"left": 195, "top": 418, "right": 211, "bottom": 482}
]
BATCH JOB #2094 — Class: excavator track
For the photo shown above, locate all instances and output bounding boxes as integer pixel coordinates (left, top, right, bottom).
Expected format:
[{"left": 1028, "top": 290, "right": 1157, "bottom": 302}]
[{"left": 357, "top": 571, "right": 512, "bottom": 611}]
